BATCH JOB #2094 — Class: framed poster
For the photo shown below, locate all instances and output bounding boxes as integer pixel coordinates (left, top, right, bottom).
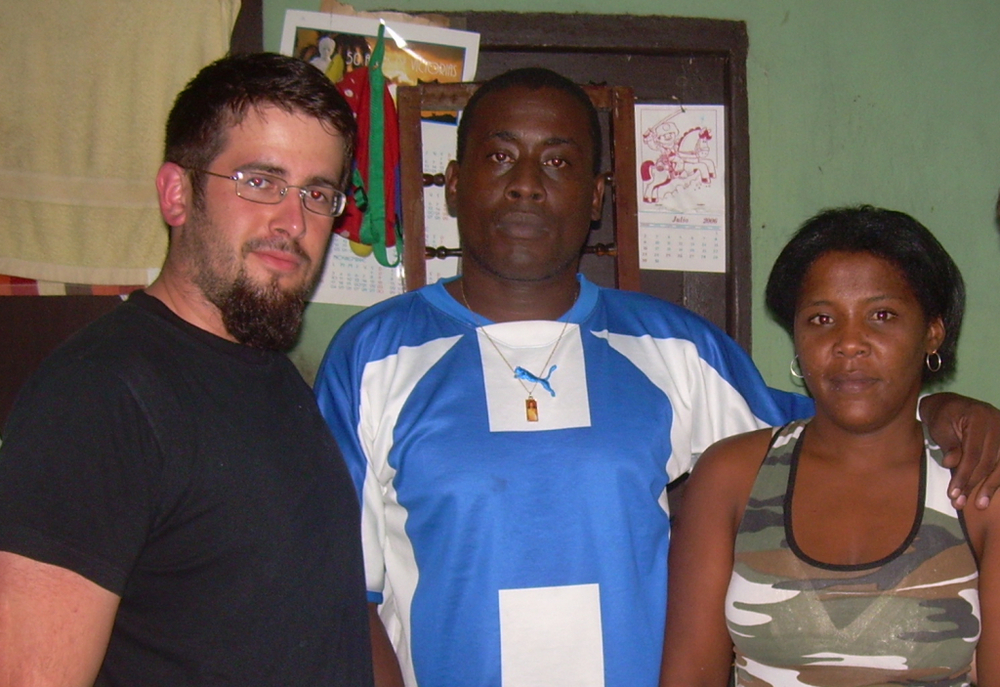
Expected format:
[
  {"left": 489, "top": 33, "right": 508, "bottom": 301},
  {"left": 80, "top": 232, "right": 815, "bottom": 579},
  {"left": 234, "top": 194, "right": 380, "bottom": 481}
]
[
  {"left": 281, "top": 10, "right": 479, "bottom": 306},
  {"left": 281, "top": 10, "right": 478, "bottom": 88}
]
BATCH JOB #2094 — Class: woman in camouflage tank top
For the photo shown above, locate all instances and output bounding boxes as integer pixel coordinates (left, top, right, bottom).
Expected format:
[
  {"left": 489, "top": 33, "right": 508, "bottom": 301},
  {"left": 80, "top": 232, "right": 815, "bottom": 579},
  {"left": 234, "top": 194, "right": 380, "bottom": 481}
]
[{"left": 660, "top": 206, "right": 1000, "bottom": 687}]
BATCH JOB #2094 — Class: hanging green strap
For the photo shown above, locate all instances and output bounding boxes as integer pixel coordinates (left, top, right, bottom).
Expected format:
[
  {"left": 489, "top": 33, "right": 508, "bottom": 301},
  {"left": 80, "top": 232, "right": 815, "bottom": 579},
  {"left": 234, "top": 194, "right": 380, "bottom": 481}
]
[{"left": 358, "top": 24, "right": 399, "bottom": 267}]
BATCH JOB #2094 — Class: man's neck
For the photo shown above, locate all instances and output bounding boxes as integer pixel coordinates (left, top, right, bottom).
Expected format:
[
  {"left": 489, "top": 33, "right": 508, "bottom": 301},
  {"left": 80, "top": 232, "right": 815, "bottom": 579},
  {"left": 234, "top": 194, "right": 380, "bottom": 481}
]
[
  {"left": 145, "top": 268, "right": 235, "bottom": 342},
  {"left": 448, "top": 272, "right": 580, "bottom": 323}
]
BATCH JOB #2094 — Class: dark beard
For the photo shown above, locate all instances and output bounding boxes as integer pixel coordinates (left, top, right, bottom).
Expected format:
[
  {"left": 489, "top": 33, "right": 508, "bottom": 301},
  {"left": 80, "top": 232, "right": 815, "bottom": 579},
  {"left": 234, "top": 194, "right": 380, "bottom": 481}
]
[
  {"left": 214, "top": 269, "right": 310, "bottom": 351},
  {"left": 180, "top": 203, "right": 318, "bottom": 351}
]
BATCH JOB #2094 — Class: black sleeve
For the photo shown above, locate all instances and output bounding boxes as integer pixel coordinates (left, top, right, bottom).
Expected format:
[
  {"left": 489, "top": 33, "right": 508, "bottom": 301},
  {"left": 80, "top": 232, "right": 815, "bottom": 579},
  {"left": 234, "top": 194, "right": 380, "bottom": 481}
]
[{"left": 0, "top": 358, "right": 159, "bottom": 594}]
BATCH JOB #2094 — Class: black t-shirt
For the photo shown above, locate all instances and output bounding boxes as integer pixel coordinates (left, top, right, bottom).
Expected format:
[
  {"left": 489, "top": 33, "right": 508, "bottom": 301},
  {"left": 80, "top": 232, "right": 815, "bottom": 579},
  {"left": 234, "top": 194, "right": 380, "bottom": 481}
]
[{"left": 0, "top": 291, "right": 373, "bottom": 686}]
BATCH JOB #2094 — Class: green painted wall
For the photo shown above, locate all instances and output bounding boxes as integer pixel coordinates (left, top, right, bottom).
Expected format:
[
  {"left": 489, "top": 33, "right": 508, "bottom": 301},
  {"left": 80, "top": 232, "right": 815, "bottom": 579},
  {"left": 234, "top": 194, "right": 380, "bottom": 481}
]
[{"left": 266, "top": 1, "right": 1000, "bottom": 402}]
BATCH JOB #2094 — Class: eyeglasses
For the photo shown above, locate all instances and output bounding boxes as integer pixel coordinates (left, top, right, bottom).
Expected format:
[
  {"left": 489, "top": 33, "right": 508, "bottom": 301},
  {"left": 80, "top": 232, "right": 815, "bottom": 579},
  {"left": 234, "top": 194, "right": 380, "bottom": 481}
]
[{"left": 193, "top": 169, "right": 347, "bottom": 218}]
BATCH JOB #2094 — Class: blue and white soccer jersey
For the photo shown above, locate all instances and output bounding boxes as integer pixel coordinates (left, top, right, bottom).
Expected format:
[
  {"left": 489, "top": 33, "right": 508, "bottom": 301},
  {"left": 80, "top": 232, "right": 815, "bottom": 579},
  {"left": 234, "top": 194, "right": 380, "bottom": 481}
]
[{"left": 315, "top": 276, "right": 812, "bottom": 687}]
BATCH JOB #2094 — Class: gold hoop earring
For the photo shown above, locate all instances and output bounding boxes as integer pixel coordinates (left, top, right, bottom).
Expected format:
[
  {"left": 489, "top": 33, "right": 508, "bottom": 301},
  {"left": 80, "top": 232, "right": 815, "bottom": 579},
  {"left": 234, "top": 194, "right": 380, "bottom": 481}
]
[
  {"left": 790, "top": 355, "right": 805, "bottom": 379},
  {"left": 926, "top": 351, "right": 942, "bottom": 373}
]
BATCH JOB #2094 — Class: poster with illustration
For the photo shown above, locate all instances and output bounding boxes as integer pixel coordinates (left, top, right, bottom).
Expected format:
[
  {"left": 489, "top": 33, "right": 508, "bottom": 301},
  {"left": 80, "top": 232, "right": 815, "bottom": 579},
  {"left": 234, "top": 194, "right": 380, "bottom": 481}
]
[
  {"left": 634, "top": 104, "right": 726, "bottom": 273},
  {"left": 281, "top": 10, "right": 478, "bottom": 305}
]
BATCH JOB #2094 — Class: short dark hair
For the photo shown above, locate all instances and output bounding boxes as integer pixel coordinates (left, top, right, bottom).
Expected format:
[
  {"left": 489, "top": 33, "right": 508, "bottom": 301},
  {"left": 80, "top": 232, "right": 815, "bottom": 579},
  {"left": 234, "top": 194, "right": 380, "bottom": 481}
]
[
  {"left": 164, "top": 52, "right": 357, "bottom": 199},
  {"left": 456, "top": 67, "right": 603, "bottom": 176},
  {"left": 765, "top": 205, "right": 965, "bottom": 380}
]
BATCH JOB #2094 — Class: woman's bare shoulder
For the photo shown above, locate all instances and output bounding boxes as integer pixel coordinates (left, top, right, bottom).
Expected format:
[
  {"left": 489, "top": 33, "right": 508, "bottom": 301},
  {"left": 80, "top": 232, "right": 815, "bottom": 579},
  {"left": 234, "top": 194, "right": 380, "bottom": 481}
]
[
  {"left": 680, "top": 427, "right": 783, "bottom": 522},
  {"left": 694, "top": 427, "right": 779, "bottom": 478}
]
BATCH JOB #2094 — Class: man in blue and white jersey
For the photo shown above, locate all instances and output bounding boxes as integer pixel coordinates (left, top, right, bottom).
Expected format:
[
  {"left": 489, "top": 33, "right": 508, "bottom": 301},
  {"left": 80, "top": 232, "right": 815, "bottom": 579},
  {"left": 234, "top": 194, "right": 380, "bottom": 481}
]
[{"left": 316, "top": 67, "right": 1000, "bottom": 687}]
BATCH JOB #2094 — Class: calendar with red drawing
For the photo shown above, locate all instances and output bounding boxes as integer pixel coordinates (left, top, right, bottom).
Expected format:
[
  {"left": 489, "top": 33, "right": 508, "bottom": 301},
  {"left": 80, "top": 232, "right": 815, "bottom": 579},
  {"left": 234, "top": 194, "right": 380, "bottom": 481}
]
[{"left": 634, "top": 104, "right": 726, "bottom": 274}]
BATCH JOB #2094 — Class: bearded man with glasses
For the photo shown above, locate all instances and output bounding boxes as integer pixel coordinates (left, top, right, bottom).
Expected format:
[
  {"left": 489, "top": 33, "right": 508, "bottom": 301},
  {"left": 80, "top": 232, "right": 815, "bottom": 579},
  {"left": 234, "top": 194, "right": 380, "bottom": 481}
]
[{"left": 0, "top": 54, "right": 373, "bottom": 686}]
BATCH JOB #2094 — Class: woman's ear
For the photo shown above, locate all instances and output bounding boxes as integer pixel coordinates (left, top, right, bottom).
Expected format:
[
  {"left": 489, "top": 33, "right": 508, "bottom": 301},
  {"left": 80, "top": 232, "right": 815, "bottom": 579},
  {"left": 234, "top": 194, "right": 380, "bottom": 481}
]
[{"left": 926, "top": 316, "right": 946, "bottom": 355}]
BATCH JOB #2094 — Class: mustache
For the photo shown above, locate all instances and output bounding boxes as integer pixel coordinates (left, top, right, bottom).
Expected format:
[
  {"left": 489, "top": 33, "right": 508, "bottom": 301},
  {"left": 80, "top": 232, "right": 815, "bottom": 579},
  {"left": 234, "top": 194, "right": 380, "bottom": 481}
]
[{"left": 242, "top": 236, "right": 311, "bottom": 265}]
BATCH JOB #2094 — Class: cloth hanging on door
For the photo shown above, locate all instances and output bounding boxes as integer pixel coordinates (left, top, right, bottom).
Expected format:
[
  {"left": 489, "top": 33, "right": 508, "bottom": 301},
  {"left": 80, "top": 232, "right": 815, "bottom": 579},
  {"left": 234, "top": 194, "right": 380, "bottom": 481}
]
[{"left": 334, "top": 24, "right": 403, "bottom": 267}]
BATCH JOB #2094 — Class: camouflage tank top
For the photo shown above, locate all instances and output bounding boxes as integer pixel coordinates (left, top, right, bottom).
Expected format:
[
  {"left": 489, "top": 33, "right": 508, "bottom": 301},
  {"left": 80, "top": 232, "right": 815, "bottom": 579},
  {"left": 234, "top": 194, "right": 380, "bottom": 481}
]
[{"left": 726, "top": 419, "right": 980, "bottom": 687}]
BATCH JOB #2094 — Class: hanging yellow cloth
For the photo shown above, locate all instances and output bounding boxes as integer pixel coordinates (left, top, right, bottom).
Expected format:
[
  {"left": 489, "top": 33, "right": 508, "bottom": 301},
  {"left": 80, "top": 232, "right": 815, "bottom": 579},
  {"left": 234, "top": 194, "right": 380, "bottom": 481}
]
[{"left": 0, "top": 0, "right": 239, "bottom": 285}]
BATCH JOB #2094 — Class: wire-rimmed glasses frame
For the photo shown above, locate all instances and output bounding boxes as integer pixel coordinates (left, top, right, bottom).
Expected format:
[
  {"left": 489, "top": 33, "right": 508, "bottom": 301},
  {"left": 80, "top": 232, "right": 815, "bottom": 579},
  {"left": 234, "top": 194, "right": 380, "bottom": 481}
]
[{"left": 191, "top": 168, "right": 347, "bottom": 218}]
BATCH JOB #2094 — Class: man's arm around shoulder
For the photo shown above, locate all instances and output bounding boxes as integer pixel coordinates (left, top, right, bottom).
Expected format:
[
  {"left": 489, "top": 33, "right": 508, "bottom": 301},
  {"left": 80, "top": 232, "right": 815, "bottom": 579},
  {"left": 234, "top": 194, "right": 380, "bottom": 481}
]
[{"left": 0, "top": 551, "right": 118, "bottom": 687}]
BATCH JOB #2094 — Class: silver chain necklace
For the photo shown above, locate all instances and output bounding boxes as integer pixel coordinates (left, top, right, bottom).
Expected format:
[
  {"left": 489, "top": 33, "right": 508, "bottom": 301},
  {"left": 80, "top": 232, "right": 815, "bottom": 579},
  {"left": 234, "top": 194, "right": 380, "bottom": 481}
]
[{"left": 459, "top": 281, "right": 573, "bottom": 422}]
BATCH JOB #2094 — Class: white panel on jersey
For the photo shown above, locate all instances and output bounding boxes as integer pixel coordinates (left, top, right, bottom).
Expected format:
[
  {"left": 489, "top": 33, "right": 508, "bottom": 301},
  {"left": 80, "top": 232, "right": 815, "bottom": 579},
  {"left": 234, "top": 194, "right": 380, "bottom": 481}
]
[
  {"left": 358, "top": 333, "right": 463, "bottom": 686},
  {"left": 592, "top": 330, "right": 766, "bottom": 481},
  {"left": 475, "top": 322, "right": 591, "bottom": 433},
  {"left": 498, "top": 583, "right": 605, "bottom": 687}
]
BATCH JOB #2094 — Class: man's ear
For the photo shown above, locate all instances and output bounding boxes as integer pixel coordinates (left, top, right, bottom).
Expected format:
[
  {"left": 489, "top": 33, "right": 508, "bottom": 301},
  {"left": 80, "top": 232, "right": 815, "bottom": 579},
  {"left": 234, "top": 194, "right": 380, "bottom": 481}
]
[
  {"left": 156, "top": 162, "right": 191, "bottom": 228},
  {"left": 590, "top": 171, "right": 607, "bottom": 222},
  {"left": 444, "top": 160, "right": 460, "bottom": 218}
]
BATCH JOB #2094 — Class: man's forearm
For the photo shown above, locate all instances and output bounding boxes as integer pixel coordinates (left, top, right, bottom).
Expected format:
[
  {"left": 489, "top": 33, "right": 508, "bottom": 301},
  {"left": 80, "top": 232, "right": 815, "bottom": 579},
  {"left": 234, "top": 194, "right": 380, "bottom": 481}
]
[{"left": 369, "top": 603, "right": 405, "bottom": 687}]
